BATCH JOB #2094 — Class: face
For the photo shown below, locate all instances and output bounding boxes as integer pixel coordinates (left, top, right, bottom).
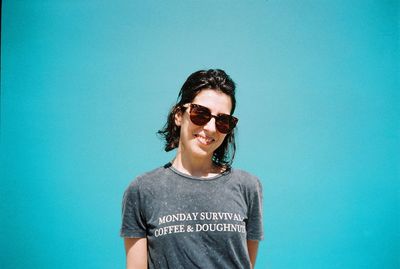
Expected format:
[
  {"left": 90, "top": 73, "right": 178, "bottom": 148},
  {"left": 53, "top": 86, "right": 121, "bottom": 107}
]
[{"left": 175, "top": 89, "right": 233, "bottom": 161}]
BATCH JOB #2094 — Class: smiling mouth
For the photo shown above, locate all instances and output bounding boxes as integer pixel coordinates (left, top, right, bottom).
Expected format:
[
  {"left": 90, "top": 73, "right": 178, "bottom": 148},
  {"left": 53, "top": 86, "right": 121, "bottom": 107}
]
[{"left": 194, "top": 134, "right": 215, "bottom": 145}]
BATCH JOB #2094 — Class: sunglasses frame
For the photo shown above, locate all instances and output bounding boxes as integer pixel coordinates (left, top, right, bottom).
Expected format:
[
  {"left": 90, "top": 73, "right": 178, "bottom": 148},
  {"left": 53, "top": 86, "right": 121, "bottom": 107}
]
[{"left": 184, "top": 103, "right": 238, "bottom": 134}]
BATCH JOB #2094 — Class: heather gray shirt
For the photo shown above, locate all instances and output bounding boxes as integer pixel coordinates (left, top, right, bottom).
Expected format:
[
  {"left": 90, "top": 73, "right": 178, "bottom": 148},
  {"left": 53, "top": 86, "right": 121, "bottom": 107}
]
[{"left": 121, "top": 163, "right": 263, "bottom": 269}]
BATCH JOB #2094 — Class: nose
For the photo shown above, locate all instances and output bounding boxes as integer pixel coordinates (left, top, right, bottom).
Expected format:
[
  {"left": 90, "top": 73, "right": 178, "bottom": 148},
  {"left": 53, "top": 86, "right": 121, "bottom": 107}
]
[{"left": 202, "top": 117, "right": 217, "bottom": 132}]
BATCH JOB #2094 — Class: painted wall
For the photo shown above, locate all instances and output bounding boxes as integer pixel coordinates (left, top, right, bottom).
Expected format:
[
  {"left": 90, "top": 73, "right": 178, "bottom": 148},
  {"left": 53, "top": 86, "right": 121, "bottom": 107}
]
[{"left": 1, "top": 1, "right": 399, "bottom": 268}]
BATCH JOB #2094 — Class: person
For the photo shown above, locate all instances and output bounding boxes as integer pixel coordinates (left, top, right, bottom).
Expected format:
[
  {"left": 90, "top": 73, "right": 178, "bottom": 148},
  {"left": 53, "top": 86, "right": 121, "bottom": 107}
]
[{"left": 120, "top": 69, "right": 263, "bottom": 269}]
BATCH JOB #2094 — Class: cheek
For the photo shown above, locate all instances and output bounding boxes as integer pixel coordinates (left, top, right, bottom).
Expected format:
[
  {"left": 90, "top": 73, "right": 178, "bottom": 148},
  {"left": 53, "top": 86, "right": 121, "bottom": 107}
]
[
  {"left": 214, "top": 134, "right": 228, "bottom": 147},
  {"left": 180, "top": 120, "right": 198, "bottom": 139}
]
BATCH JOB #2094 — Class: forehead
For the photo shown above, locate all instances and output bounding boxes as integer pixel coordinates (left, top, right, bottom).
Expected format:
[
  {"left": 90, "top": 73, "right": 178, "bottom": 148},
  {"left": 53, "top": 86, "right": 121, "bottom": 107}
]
[{"left": 192, "top": 89, "right": 232, "bottom": 114}]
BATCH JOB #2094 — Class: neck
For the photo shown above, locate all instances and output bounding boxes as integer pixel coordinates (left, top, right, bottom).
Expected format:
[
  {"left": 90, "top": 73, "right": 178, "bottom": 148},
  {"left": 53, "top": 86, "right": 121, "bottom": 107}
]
[{"left": 172, "top": 149, "right": 218, "bottom": 178}]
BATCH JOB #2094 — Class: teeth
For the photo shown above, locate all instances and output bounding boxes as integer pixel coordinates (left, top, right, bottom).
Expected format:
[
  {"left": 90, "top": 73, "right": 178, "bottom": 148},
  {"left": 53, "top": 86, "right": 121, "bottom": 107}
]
[{"left": 195, "top": 134, "right": 214, "bottom": 144}]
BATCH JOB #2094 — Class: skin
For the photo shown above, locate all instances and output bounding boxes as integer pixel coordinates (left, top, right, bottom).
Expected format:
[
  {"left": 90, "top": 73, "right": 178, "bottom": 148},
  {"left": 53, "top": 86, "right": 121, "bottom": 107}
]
[
  {"left": 125, "top": 238, "right": 147, "bottom": 269},
  {"left": 247, "top": 240, "right": 260, "bottom": 269},
  {"left": 125, "top": 89, "right": 259, "bottom": 268},
  {"left": 172, "top": 89, "right": 231, "bottom": 177}
]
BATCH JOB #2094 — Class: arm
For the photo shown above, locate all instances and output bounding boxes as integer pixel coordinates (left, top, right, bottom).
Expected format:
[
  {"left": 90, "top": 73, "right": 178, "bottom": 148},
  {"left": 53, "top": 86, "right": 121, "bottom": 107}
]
[
  {"left": 247, "top": 240, "right": 259, "bottom": 269},
  {"left": 124, "top": 238, "right": 148, "bottom": 269}
]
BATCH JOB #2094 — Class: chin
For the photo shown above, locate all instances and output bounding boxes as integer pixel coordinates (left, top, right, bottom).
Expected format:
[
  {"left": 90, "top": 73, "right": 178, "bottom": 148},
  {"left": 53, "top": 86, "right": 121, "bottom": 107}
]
[{"left": 190, "top": 145, "right": 214, "bottom": 159}]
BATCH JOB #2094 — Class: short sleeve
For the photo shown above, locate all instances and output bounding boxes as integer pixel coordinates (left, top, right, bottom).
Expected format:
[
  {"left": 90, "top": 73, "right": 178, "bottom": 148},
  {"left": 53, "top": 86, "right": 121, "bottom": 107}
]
[
  {"left": 246, "top": 178, "right": 264, "bottom": 240},
  {"left": 120, "top": 179, "right": 147, "bottom": 238}
]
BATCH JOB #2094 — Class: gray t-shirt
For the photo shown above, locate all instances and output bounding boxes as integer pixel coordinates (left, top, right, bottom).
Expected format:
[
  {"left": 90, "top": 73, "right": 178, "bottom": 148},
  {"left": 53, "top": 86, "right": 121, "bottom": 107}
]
[{"left": 120, "top": 163, "right": 263, "bottom": 269}]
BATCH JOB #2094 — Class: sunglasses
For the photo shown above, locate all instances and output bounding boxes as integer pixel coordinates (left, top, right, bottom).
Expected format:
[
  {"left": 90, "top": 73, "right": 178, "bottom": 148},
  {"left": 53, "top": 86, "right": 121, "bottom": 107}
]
[{"left": 185, "top": 103, "right": 238, "bottom": 134}]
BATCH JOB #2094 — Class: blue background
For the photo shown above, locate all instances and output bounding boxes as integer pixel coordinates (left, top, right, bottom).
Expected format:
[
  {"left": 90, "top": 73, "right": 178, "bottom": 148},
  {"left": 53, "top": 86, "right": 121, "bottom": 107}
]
[{"left": 1, "top": 1, "right": 399, "bottom": 268}]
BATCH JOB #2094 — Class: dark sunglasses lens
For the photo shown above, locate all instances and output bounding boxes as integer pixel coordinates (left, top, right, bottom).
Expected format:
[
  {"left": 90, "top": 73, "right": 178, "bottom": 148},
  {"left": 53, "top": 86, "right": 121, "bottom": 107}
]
[
  {"left": 190, "top": 105, "right": 211, "bottom": 125},
  {"left": 216, "top": 114, "right": 235, "bottom": 134}
]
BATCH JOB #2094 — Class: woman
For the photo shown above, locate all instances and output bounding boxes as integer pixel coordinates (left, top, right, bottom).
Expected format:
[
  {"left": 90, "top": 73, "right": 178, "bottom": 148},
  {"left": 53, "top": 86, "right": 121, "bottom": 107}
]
[{"left": 121, "top": 69, "right": 263, "bottom": 269}]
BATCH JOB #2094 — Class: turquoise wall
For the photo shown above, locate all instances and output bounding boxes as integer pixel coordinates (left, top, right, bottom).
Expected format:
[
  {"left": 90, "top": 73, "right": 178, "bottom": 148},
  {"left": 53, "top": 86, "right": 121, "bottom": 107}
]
[{"left": 1, "top": 1, "right": 399, "bottom": 268}]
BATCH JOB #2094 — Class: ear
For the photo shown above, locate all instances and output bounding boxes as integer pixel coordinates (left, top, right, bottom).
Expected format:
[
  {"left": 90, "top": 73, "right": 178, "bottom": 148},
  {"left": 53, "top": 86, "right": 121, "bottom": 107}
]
[{"left": 174, "top": 108, "right": 183, "bottom": 126}]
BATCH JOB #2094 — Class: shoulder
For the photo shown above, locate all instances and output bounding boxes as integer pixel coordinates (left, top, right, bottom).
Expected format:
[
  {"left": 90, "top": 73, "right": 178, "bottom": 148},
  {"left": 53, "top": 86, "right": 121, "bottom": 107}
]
[
  {"left": 136, "top": 165, "right": 167, "bottom": 181},
  {"left": 230, "top": 168, "right": 262, "bottom": 187},
  {"left": 125, "top": 165, "right": 168, "bottom": 192},
  {"left": 230, "top": 168, "right": 263, "bottom": 207}
]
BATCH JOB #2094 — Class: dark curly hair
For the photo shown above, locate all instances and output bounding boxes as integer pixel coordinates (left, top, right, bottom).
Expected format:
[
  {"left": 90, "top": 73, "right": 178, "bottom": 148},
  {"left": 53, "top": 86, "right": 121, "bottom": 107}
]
[{"left": 157, "top": 69, "right": 237, "bottom": 168}]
